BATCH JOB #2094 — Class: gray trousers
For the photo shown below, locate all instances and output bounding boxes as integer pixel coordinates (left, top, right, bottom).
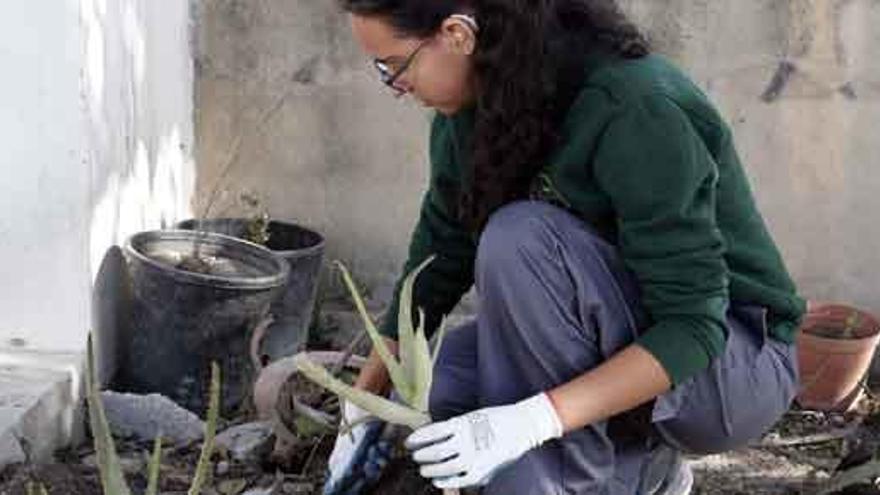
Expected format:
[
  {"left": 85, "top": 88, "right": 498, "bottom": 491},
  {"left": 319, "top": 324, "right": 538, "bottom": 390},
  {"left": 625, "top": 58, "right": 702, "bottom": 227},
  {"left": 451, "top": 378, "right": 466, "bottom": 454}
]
[{"left": 428, "top": 201, "right": 799, "bottom": 495}]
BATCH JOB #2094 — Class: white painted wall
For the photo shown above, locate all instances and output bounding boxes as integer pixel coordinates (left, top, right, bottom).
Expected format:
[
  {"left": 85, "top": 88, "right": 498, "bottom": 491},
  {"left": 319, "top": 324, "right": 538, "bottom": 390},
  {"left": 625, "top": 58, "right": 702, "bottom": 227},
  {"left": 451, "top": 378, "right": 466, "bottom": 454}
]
[{"left": 0, "top": 1, "right": 195, "bottom": 367}]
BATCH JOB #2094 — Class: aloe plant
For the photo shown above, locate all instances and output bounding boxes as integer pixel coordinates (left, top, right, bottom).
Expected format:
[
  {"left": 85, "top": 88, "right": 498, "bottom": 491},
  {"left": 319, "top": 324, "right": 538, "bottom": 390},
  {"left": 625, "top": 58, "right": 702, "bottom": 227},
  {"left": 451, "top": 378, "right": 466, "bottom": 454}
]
[
  {"left": 819, "top": 459, "right": 880, "bottom": 494},
  {"left": 85, "top": 337, "right": 221, "bottom": 495},
  {"left": 26, "top": 482, "right": 48, "bottom": 495},
  {"left": 294, "top": 256, "right": 444, "bottom": 428},
  {"left": 294, "top": 256, "right": 459, "bottom": 494},
  {"left": 145, "top": 436, "right": 162, "bottom": 495}
]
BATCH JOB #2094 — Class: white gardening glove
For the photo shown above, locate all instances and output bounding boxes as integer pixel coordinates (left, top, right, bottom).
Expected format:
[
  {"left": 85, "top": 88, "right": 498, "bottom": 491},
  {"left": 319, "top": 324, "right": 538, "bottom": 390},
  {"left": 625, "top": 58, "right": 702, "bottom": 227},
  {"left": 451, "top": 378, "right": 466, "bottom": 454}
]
[
  {"left": 324, "top": 400, "right": 391, "bottom": 495},
  {"left": 404, "top": 392, "right": 564, "bottom": 489}
]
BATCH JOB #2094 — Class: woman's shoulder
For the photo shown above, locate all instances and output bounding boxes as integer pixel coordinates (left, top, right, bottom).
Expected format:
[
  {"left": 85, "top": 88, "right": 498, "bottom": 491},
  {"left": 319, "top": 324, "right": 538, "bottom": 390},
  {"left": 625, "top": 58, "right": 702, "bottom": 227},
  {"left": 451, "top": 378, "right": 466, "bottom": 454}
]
[
  {"left": 581, "top": 53, "right": 696, "bottom": 100},
  {"left": 570, "top": 52, "right": 725, "bottom": 131}
]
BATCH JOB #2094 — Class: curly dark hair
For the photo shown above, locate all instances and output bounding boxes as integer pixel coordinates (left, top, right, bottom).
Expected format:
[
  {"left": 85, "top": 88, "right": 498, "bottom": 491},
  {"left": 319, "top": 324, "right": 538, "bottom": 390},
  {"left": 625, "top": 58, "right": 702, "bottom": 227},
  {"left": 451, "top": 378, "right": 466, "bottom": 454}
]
[{"left": 339, "top": 0, "right": 649, "bottom": 231}]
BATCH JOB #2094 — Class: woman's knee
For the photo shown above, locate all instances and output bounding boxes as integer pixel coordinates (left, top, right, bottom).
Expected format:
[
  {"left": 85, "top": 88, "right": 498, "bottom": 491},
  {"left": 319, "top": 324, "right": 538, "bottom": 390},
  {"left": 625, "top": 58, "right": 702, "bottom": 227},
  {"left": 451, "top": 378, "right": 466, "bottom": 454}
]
[
  {"left": 654, "top": 339, "right": 798, "bottom": 455},
  {"left": 476, "top": 200, "right": 602, "bottom": 282},
  {"left": 478, "top": 201, "right": 555, "bottom": 272}
]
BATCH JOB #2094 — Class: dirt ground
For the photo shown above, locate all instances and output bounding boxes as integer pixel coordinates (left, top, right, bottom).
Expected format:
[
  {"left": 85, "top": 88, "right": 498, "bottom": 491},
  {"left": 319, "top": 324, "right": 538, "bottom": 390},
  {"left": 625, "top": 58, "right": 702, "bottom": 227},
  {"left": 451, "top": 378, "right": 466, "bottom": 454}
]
[
  {"left": 4, "top": 323, "right": 880, "bottom": 495},
  {"left": 3, "top": 398, "right": 880, "bottom": 495}
]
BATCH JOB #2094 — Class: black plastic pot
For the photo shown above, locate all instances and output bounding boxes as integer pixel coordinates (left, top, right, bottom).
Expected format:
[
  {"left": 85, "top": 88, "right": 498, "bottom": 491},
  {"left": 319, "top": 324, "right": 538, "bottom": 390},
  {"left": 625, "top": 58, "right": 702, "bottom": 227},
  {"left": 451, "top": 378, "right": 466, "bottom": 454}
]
[
  {"left": 119, "top": 230, "right": 289, "bottom": 416},
  {"left": 177, "top": 218, "right": 325, "bottom": 362}
]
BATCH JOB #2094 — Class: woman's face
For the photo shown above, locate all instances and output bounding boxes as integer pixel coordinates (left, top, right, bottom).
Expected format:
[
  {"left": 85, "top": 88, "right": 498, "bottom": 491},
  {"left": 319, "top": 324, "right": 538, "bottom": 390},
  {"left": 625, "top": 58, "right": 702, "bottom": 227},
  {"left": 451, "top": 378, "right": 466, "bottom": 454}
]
[{"left": 350, "top": 14, "right": 477, "bottom": 115}]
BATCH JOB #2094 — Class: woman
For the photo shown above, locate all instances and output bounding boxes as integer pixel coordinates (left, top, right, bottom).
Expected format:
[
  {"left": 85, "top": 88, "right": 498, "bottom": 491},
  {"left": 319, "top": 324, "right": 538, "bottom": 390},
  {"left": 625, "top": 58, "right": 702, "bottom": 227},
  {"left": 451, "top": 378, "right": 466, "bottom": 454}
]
[{"left": 324, "top": 1, "right": 805, "bottom": 494}]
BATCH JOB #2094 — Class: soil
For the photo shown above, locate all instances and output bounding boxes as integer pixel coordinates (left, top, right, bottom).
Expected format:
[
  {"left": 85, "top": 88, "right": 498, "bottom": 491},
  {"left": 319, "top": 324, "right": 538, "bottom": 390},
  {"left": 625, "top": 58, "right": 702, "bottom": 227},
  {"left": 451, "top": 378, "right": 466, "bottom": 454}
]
[
  {"left": 5, "top": 337, "right": 880, "bottom": 495},
  {"left": 0, "top": 436, "right": 434, "bottom": 495},
  {"left": 176, "top": 254, "right": 215, "bottom": 275},
  {"left": 0, "top": 461, "right": 100, "bottom": 495},
  {"left": 4, "top": 400, "right": 880, "bottom": 495}
]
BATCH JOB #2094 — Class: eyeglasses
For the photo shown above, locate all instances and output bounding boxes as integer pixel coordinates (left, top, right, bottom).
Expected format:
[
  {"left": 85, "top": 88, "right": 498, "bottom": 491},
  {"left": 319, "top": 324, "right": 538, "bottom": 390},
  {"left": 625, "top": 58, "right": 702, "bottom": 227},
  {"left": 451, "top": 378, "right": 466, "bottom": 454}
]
[
  {"left": 373, "top": 38, "right": 433, "bottom": 97},
  {"left": 371, "top": 14, "right": 478, "bottom": 97}
]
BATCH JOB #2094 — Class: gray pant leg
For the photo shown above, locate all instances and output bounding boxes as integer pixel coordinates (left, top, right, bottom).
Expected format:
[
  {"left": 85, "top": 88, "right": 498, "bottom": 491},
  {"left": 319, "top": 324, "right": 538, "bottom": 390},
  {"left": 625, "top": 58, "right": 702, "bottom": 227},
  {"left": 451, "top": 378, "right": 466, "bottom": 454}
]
[
  {"left": 653, "top": 305, "right": 799, "bottom": 454},
  {"left": 430, "top": 319, "right": 480, "bottom": 421},
  {"left": 427, "top": 201, "right": 798, "bottom": 494},
  {"left": 478, "top": 201, "right": 647, "bottom": 495}
]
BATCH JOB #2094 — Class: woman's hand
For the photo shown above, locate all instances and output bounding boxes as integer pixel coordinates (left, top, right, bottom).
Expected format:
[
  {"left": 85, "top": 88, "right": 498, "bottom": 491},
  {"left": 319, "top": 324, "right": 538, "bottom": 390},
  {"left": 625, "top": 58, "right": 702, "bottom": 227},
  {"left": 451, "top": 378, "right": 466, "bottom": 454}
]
[
  {"left": 354, "top": 337, "right": 398, "bottom": 394},
  {"left": 324, "top": 337, "right": 399, "bottom": 495},
  {"left": 404, "top": 393, "right": 563, "bottom": 489},
  {"left": 324, "top": 400, "right": 391, "bottom": 494}
]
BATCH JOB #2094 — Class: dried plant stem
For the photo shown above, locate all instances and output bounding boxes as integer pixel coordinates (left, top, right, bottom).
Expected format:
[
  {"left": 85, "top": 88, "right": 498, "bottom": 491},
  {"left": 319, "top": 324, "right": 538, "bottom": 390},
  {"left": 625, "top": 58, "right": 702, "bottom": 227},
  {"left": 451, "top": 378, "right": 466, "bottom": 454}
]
[{"left": 198, "top": 90, "right": 291, "bottom": 221}]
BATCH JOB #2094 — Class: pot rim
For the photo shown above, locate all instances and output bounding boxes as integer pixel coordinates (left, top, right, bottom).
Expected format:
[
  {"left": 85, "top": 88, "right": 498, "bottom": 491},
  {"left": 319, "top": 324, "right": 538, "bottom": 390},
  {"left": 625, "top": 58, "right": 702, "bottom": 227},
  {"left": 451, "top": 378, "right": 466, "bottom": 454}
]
[
  {"left": 177, "top": 218, "right": 326, "bottom": 258},
  {"left": 797, "top": 330, "right": 880, "bottom": 354},
  {"left": 801, "top": 302, "right": 880, "bottom": 340},
  {"left": 125, "top": 229, "right": 290, "bottom": 290}
]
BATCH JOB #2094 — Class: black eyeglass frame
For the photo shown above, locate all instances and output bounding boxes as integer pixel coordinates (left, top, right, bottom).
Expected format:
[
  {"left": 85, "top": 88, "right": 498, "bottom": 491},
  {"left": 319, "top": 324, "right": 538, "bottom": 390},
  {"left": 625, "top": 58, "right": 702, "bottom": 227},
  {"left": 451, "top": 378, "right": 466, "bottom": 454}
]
[{"left": 372, "top": 37, "right": 433, "bottom": 96}]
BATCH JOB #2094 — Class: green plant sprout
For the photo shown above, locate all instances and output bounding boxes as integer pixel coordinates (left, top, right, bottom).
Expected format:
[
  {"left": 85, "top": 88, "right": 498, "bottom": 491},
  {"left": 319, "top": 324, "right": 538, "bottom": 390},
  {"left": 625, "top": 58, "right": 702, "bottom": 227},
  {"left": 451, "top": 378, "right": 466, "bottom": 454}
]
[
  {"left": 85, "top": 337, "right": 220, "bottom": 495},
  {"left": 293, "top": 256, "right": 460, "bottom": 494},
  {"left": 294, "top": 256, "right": 445, "bottom": 429}
]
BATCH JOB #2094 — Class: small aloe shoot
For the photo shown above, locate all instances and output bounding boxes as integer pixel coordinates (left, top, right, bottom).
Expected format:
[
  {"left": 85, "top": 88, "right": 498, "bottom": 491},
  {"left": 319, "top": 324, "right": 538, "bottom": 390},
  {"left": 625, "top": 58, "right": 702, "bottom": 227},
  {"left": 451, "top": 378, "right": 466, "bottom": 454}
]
[
  {"left": 26, "top": 483, "right": 48, "bottom": 495},
  {"left": 187, "top": 362, "right": 221, "bottom": 495},
  {"left": 819, "top": 460, "right": 880, "bottom": 494},
  {"left": 86, "top": 336, "right": 221, "bottom": 495},
  {"left": 294, "top": 256, "right": 446, "bottom": 429},
  {"left": 86, "top": 337, "right": 134, "bottom": 495},
  {"left": 145, "top": 436, "right": 162, "bottom": 495}
]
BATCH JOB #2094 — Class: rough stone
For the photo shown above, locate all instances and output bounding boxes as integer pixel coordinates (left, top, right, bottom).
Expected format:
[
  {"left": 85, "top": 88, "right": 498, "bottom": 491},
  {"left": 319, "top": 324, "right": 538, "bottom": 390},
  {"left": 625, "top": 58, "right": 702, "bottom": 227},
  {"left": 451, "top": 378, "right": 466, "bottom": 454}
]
[
  {"left": 215, "top": 421, "right": 274, "bottom": 463},
  {"left": 82, "top": 452, "right": 146, "bottom": 474},
  {"left": 241, "top": 486, "right": 277, "bottom": 495},
  {"left": 0, "top": 430, "right": 25, "bottom": 467},
  {"left": 216, "top": 460, "right": 231, "bottom": 476},
  {"left": 282, "top": 481, "right": 315, "bottom": 494},
  {"left": 100, "top": 391, "right": 205, "bottom": 444}
]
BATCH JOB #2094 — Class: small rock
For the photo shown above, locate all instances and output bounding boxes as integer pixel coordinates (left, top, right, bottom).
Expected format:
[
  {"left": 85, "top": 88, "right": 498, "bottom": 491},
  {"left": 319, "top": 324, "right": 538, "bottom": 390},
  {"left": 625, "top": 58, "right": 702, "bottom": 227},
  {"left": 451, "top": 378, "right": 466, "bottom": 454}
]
[
  {"left": 282, "top": 481, "right": 314, "bottom": 494},
  {"left": 215, "top": 421, "right": 274, "bottom": 463},
  {"left": 0, "top": 431, "right": 26, "bottom": 466},
  {"left": 82, "top": 452, "right": 146, "bottom": 474},
  {"left": 217, "top": 478, "right": 248, "bottom": 494},
  {"left": 241, "top": 487, "right": 276, "bottom": 495},
  {"left": 100, "top": 391, "right": 205, "bottom": 443},
  {"left": 216, "top": 460, "right": 231, "bottom": 476}
]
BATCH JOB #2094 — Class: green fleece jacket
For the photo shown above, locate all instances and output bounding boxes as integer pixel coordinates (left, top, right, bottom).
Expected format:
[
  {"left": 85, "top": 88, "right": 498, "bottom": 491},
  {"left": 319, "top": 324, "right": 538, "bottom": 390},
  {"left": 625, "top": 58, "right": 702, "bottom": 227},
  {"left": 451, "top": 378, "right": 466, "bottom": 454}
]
[{"left": 379, "top": 53, "right": 805, "bottom": 385}]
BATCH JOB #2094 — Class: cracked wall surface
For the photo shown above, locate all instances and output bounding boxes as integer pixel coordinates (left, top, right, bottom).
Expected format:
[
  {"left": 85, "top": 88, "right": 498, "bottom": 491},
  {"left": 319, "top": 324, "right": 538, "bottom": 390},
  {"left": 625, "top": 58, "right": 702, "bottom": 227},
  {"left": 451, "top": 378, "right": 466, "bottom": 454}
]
[{"left": 195, "top": 0, "right": 880, "bottom": 313}]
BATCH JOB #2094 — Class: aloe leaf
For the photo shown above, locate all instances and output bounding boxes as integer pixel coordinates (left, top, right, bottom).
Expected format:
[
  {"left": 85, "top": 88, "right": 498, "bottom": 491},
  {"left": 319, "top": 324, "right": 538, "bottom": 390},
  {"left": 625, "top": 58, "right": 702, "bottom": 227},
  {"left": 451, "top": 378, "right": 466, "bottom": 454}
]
[
  {"left": 819, "top": 460, "right": 880, "bottom": 494},
  {"left": 431, "top": 316, "right": 449, "bottom": 368},
  {"left": 411, "top": 308, "right": 433, "bottom": 413},
  {"left": 86, "top": 336, "right": 133, "bottom": 495},
  {"left": 145, "top": 436, "right": 163, "bottom": 495},
  {"left": 294, "top": 353, "right": 430, "bottom": 429},
  {"left": 335, "top": 261, "right": 409, "bottom": 398},
  {"left": 397, "top": 256, "right": 435, "bottom": 405},
  {"left": 188, "top": 362, "right": 221, "bottom": 495},
  {"left": 26, "top": 483, "right": 48, "bottom": 495},
  {"left": 337, "top": 413, "right": 379, "bottom": 437}
]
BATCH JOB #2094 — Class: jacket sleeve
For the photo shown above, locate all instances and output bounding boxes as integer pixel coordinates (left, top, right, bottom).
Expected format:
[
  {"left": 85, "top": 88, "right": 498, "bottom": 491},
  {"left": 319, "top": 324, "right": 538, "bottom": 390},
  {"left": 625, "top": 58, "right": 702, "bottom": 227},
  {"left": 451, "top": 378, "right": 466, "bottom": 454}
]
[
  {"left": 594, "top": 93, "right": 730, "bottom": 385},
  {"left": 379, "top": 117, "right": 477, "bottom": 340}
]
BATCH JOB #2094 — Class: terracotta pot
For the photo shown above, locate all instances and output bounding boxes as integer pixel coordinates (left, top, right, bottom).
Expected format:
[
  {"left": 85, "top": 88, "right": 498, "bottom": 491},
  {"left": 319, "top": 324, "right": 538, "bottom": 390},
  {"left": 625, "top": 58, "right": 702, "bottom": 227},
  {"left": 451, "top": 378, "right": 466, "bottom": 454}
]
[{"left": 796, "top": 303, "right": 880, "bottom": 411}]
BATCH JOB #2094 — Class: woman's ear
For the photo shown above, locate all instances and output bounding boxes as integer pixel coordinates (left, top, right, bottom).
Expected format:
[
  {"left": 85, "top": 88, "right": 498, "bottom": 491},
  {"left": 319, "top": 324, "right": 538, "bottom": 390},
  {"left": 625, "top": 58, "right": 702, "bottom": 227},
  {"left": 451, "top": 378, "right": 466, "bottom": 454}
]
[{"left": 440, "top": 16, "right": 476, "bottom": 55}]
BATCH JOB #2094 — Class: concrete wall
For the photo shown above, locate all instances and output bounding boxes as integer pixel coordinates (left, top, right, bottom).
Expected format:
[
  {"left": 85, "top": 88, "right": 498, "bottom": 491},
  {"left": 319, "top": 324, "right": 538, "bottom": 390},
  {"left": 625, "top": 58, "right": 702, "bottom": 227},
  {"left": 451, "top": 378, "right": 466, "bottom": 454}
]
[
  {"left": 195, "top": 0, "right": 880, "bottom": 314},
  {"left": 618, "top": 0, "right": 880, "bottom": 311},
  {"left": 194, "top": 0, "right": 430, "bottom": 303},
  {"left": 0, "top": 0, "right": 195, "bottom": 375}
]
